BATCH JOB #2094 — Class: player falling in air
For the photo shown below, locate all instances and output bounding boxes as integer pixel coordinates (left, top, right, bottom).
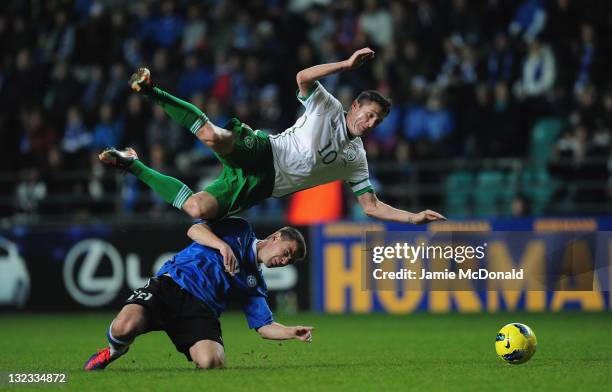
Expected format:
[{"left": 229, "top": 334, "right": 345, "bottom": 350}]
[
  {"left": 84, "top": 217, "right": 311, "bottom": 370},
  {"left": 99, "top": 47, "right": 445, "bottom": 224}
]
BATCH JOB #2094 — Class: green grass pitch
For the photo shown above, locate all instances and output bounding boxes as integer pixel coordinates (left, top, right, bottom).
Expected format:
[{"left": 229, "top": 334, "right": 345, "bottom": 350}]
[{"left": 1, "top": 312, "right": 611, "bottom": 391}]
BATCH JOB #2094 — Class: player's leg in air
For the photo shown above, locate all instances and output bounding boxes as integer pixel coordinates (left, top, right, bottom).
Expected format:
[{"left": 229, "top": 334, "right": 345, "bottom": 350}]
[
  {"left": 99, "top": 68, "right": 274, "bottom": 221},
  {"left": 128, "top": 68, "right": 236, "bottom": 155},
  {"left": 99, "top": 69, "right": 233, "bottom": 220},
  {"left": 98, "top": 146, "right": 220, "bottom": 219},
  {"left": 83, "top": 304, "right": 147, "bottom": 370}
]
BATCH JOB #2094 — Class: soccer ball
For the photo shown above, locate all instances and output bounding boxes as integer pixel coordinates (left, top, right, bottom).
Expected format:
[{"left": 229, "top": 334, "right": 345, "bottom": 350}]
[{"left": 495, "top": 323, "right": 537, "bottom": 364}]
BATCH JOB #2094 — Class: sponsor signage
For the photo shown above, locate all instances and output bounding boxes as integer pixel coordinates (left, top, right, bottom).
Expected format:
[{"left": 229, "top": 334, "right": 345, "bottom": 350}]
[
  {"left": 0, "top": 224, "right": 309, "bottom": 311},
  {"left": 312, "top": 219, "right": 612, "bottom": 313}
]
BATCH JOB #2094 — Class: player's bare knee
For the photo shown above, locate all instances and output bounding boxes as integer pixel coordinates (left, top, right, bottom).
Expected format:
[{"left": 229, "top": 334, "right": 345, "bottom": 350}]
[
  {"left": 182, "top": 197, "right": 205, "bottom": 219},
  {"left": 194, "top": 353, "right": 224, "bottom": 369},
  {"left": 196, "top": 123, "right": 219, "bottom": 145},
  {"left": 212, "top": 354, "right": 225, "bottom": 368},
  {"left": 195, "top": 358, "right": 214, "bottom": 369},
  {"left": 196, "top": 356, "right": 224, "bottom": 370},
  {"left": 190, "top": 341, "right": 225, "bottom": 369},
  {"left": 204, "top": 138, "right": 224, "bottom": 151},
  {"left": 197, "top": 124, "right": 234, "bottom": 154},
  {"left": 183, "top": 193, "right": 218, "bottom": 220}
]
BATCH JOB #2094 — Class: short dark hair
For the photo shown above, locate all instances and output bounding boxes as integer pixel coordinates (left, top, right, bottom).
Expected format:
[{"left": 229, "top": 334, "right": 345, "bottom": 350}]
[
  {"left": 356, "top": 90, "right": 392, "bottom": 116},
  {"left": 277, "top": 226, "right": 307, "bottom": 262}
]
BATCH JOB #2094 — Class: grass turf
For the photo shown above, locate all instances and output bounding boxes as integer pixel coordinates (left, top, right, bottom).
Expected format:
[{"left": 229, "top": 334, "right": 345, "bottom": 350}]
[{"left": 0, "top": 312, "right": 611, "bottom": 391}]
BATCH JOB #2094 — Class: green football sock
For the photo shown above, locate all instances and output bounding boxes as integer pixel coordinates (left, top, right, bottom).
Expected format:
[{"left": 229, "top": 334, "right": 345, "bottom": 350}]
[
  {"left": 147, "top": 87, "right": 209, "bottom": 135},
  {"left": 129, "top": 160, "right": 193, "bottom": 209}
]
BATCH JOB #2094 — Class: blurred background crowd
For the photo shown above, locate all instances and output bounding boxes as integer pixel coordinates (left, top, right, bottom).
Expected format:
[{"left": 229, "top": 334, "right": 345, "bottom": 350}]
[{"left": 1, "top": 0, "right": 611, "bottom": 223}]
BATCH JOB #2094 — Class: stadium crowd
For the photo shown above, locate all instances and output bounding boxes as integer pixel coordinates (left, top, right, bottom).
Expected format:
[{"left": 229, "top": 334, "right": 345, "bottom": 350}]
[{"left": 1, "top": 0, "right": 611, "bottom": 220}]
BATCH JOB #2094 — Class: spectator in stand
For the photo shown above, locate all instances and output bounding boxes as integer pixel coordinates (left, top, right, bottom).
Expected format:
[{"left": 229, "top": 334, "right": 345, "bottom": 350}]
[
  {"left": 483, "top": 32, "right": 517, "bottom": 86},
  {"left": 514, "top": 38, "right": 556, "bottom": 150},
  {"left": 580, "top": 125, "right": 611, "bottom": 203},
  {"left": 2, "top": 49, "right": 43, "bottom": 112},
  {"left": 107, "top": 10, "right": 130, "bottom": 65},
  {"left": 123, "top": 36, "right": 144, "bottom": 70},
  {"left": 46, "top": 61, "right": 81, "bottom": 128},
  {"left": 40, "top": 9, "right": 75, "bottom": 63},
  {"left": 104, "top": 62, "right": 129, "bottom": 106},
  {"left": 405, "top": 89, "right": 455, "bottom": 159},
  {"left": 366, "top": 104, "right": 401, "bottom": 163},
  {"left": 317, "top": 40, "right": 341, "bottom": 93},
  {"left": 3, "top": 0, "right": 612, "bottom": 219},
  {"left": 546, "top": 0, "right": 581, "bottom": 83},
  {"left": 305, "top": 5, "right": 335, "bottom": 49},
  {"left": 123, "top": 94, "right": 150, "bottom": 151},
  {"left": 411, "top": 0, "right": 444, "bottom": 49},
  {"left": 15, "top": 168, "right": 47, "bottom": 216},
  {"left": 177, "top": 54, "right": 214, "bottom": 99},
  {"left": 60, "top": 106, "right": 91, "bottom": 168},
  {"left": 573, "top": 23, "right": 601, "bottom": 95},
  {"left": 550, "top": 120, "right": 610, "bottom": 207},
  {"left": 334, "top": 0, "right": 359, "bottom": 51},
  {"left": 571, "top": 84, "right": 601, "bottom": 132},
  {"left": 463, "top": 83, "right": 494, "bottom": 158},
  {"left": 150, "top": 48, "right": 179, "bottom": 93},
  {"left": 91, "top": 102, "right": 123, "bottom": 155},
  {"left": 358, "top": 0, "right": 393, "bottom": 48},
  {"left": 444, "top": 0, "right": 482, "bottom": 41},
  {"left": 490, "top": 81, "right": 520, "bottom": 156},
  {"left": 146, "top": 105, "right": 184, "bottom": 165},
  {"left": 436, "top": 35, "right": 477, "bottom": 90},
  {"left": 509, "top": 0, "right": 547, "bottom": 43},
  {"left": 601, "top": 89, "right": 612, "bottom": 133},
  {"left": 181, "top": 4, "right": 207, "bottom": 54},
  {"left": 549, "top": 124, "right": 588, "bottom": 204},
  {"left": 515, "top": 38, "right": 556, "bottom": 100},
  {"left": 19, "top": 106, "right": 58, "bottom": 169},
  {"left": 81, "top": 65, "right": 105, "bottom": 114},
  {"left": 257, "top": 84, "right": 283, "bottom": 133},
  {"left": 149, "top": 0, "right": 184, "bottom": 49}
]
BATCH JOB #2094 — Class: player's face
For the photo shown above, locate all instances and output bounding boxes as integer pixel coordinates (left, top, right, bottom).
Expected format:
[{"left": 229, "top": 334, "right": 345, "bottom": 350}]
[
  {"left": 348, "top": 101, "right": 386, "bottom": 137},
  {"left": 261, "top": 237, "right": 298, "bottom": 268}
]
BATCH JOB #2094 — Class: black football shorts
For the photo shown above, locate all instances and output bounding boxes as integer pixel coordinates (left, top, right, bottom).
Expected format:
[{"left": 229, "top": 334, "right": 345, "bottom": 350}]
[{"left": 125, "top": 275, "right": 223, "bottom": 360}]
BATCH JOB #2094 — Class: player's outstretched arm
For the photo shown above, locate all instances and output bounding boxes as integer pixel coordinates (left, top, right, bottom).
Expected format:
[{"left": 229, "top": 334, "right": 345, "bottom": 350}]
[
  {"left": 257, "top": 322, "right": 314, "bottom": 343},
  {"left": 357, "top": 192, "right": 446, "bottom": 224},
  {"left": 296, "top": 47, "right": 375, "bottom": 97},
  {"left": 187, "top": 223, "right": 237, "bottom": 275}
]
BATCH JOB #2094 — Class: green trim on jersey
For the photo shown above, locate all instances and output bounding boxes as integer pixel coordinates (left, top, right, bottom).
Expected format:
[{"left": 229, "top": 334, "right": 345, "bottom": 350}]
[
  {"left": 353, "top": 186, "right": 374, "bottom": 196},
  {"left": 349, "top": 178, "right": 374, "bottom": 196},
  {"left": 349, "top": 178, "right": 369, "bottom": 187},
  {"left": 296, "top": 81, "right": 321, "bottom": 102},
  {"left": 204, "top": 118, "right": 275, "bottom": 220}
]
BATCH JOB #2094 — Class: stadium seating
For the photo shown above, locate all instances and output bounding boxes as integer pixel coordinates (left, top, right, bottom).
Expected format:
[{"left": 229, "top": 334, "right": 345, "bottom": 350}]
[{"left": 445, "top": 170, "right": 474, "bottom": 218}]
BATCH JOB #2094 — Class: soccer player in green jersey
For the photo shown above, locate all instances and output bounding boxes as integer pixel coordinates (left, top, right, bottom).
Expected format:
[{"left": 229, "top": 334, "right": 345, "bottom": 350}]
[{"left": 100, "top": 47, "right": 445, "bottom": 224}]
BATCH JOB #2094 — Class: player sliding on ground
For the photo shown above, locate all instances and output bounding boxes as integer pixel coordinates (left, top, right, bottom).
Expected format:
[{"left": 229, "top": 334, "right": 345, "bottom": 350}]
[
  {"left": 100, "top": 47, "right": 445, "bottom": 224},
  {"left": 84, "top": 217, "right": 311, "bottom": 370}
]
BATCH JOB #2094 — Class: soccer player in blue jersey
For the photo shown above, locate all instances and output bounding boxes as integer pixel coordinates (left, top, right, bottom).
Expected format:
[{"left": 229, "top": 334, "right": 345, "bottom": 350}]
[{"left": 83, "top": 217, "right": 310, "bottom": 370}]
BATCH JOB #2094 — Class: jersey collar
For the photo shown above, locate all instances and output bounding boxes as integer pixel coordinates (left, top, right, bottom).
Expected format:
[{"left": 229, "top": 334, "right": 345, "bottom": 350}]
[
  {"left": 252, "top": 239, "right": 262, "bottom": 271},
  {"left": 344, "top": 110, "right": 357, "bottom": 141}
]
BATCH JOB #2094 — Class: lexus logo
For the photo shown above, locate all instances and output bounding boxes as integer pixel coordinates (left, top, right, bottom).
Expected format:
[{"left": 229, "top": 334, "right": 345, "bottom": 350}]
[{"left": 63, "top": 239, "right": 124, "bottom": 306}]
